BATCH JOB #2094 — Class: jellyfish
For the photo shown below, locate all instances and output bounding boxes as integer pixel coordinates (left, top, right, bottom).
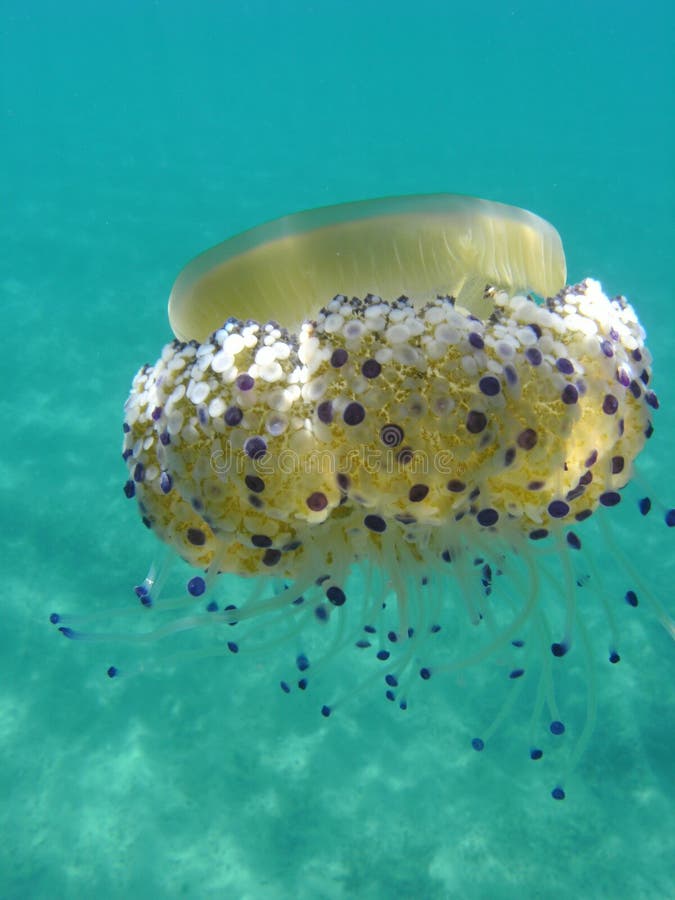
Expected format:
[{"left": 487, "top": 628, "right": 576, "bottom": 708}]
[{"left": 52, "top": 194, "right": 674, "bottom": 799}]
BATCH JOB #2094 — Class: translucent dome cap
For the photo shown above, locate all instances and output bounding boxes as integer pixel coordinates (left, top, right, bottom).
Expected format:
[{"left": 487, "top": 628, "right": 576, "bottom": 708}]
[{"left": 168, "top": 193, "right": 567, "bottom": 342}]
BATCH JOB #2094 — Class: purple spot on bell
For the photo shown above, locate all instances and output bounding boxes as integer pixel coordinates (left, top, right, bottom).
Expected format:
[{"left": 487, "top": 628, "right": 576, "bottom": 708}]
[
  {"left": 561, "top": 384, "right": 578, "bottom": 405},
  {"left": 645, "top": 391, "right": 659, "bottom": 410},
  {"left": 187, "top": 576, "right": 206, "bottom": 597},
  {"left": 224, "top": 405, "right": 243, "bottom": 426},
  {"left": 343, "top": 402, "right": 365, "bottom": 426},
  {"left": 236, "top": 373, "right": 255, "bottom": 391},
  {"left": 638, "top": 497, "right": 651, "bottom": 516},
  {"left": 566, "top": 532, "right": 581, "bottom": 550},
  {"left": 409, "top": 484, "right": 429, "bottom": 502},
  {"left": 504, "top": 364, "right": 518, "bottom": 386},
  {"left": 244, "top": 436, "right": 267, "bottom": 459},
  {"left": 478, "top": 376, "right": 501, "bottom": 396},
  {"left": 364, "top": 514, "right": 387, "bottom": 533},
  {"left": 602, "top": 394, "right": 619, "bottom": 415},
  {"left": 362, "top": 358, "right": 382, "bottom": 378},
  {"left": 317, "top": 400, "right": 333, "bottom": 424},
  {"left": 187, "top": 527, "right": 206, "bottom": 546},
  {"left": 584, "top": 449, "right": 598, "bottom": 467},
  {"left": 517, "top": 428, "right": 537, "bottom": 450},
  {"left": 477, "top": 508, "right": 499, "bottom": 527},
  {"left": 245, "top": 474, "right": 264, "bottom": 493},
  {"left": 326, "top": 585, "right": 346, "bottom": 606},
  {"left": 307, "top": 492, "right": 328, "bottom": 512},
  {"left": 466, "top": 410, "right": 487, "bottom": 433},
  {"left": 548, "top": 500, "right": 570, "bottom": 518},
  {"left": 611, "top": 456, "right": 624, "bottom": 474}
]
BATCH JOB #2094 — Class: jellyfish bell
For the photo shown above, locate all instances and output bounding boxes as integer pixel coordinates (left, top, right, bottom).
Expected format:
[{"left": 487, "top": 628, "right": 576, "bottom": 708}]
[
  {"left": 52, "top": 194, "right": 673, "bottom": 800},
  {"left": 167, "top": 193, "right": 567, "bottom": 341}
]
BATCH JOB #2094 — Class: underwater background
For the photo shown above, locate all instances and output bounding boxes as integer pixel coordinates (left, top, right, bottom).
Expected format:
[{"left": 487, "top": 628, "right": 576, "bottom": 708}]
[{"left": 2, "top": 1, "right": 674, "bottom": 897}]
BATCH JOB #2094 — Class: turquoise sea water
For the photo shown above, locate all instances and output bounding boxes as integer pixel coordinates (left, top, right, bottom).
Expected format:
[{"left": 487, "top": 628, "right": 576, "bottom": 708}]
[{"left": 2, "top": 1, "right": 674, "bottom": 897}]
